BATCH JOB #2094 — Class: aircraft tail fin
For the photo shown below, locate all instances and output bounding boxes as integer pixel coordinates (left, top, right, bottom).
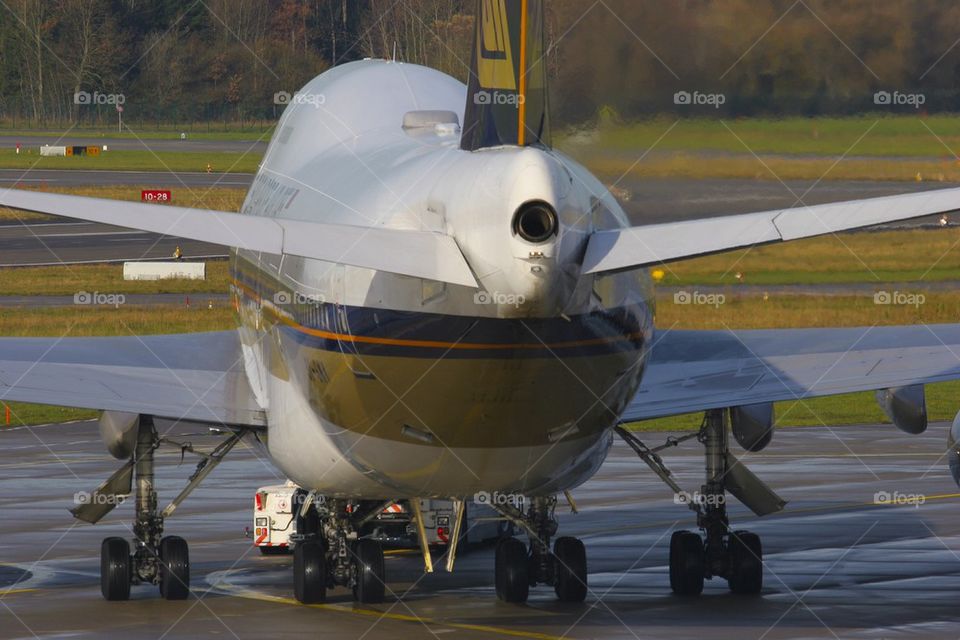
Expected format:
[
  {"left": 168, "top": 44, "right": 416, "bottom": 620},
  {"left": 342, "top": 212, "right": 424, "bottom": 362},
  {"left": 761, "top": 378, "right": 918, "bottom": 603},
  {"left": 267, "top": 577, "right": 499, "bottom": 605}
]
[{"left": 461, "top": 0, "right": 550, "bottom": 151}]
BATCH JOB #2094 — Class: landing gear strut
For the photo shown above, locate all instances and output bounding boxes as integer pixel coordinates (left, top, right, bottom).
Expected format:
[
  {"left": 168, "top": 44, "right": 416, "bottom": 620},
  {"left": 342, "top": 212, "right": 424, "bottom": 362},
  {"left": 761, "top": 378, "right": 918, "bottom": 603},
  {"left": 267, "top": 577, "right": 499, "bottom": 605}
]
[
  {"left": 491, "top": 496, "right": 588, "bottom": 604},
  {"left": 80, "top": 415, "right": 247, "bottom": 601},
  {"left": 98, "top": 416, "right": 189, "bottom": 601},
  {"left": 618, "top": 409, "right": 783, "bottom": 597},
  {"left": 292, "top": 498, "right": 386, "bottom": 605}
]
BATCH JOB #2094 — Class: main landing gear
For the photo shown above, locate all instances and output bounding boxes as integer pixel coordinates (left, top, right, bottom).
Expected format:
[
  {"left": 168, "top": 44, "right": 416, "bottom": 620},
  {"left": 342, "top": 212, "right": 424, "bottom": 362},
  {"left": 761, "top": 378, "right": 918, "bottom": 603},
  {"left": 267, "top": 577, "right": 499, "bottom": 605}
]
[
  {"left": 292, "top": 498, "right": 387, "bottom": 605},
  {"left": 72, "top": 415, "right": 246, "bottom": 601},
  {"left": 491, "top": 496, "right": 588, "bottom": 604},
  {"left": 617, "top": 409, "right": 785, "bottom": 597}
]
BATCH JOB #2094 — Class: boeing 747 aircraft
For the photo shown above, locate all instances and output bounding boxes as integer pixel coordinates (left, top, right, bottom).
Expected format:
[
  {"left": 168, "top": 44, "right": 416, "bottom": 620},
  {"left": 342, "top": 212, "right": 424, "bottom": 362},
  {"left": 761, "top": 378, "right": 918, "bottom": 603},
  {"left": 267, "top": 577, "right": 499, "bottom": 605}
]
[{"left": 3, "top": 0, "right": 960, "bottom": 605}]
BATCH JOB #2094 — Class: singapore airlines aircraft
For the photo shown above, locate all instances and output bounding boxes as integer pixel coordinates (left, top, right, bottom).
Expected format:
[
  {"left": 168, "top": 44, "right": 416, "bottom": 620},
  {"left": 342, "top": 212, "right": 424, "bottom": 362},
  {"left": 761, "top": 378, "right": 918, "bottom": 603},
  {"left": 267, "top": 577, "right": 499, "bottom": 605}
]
[{"left": 4, "top": 0, "right": 960, "bottom": 605}]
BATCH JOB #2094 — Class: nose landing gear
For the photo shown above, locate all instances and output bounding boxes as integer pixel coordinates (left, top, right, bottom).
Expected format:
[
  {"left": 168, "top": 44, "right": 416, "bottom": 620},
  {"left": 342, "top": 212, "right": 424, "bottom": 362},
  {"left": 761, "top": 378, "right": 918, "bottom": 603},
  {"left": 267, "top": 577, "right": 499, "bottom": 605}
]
[{"left": 491, "top": 496, "right": 588, "bottom": 604}]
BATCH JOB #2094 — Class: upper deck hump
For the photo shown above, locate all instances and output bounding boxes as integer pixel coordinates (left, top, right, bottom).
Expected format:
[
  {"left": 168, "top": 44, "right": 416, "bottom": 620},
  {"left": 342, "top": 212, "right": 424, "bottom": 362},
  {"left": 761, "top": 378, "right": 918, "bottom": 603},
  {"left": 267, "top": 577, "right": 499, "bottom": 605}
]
[{"left": 260, "top": 60, "right": 467, "bottom": 178}]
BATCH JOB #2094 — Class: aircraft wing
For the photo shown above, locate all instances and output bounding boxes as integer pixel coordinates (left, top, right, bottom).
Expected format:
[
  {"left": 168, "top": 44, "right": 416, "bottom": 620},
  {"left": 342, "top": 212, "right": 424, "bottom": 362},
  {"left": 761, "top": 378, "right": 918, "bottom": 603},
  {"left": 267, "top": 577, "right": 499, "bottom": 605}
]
[
  {"left": 624, "top": 324, "right": 960, "bottom": 421},
  {"left": 584, "top": 186, "right": 960, "bottom": 274},
  {"left": 0, "top": 189, "right": 477, "bottom": 288},
  {"left": 0, "top": 331, "right": 266, "bottom": 427}
]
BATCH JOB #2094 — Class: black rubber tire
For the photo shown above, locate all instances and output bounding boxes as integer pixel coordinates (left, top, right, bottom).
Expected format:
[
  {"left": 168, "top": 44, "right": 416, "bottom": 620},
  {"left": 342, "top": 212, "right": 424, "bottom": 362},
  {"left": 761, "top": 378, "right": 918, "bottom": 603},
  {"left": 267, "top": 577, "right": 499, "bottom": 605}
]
[
  {"left": 495, "top": 538, "right": 529, "bottom": 603},
  {"left": 353, "top": 539, "right": 386, "bottom": 604},
  {"left": 100, "top": 537, "right": 131, "bottom": 601},
  {"left": 727, "top": 531, "right": 763, "bottom": 595},
  {"left": 553, "top": 537, "right": 588, "bottom": 603},
  {"left": 669, "top": 531, "right": 705, "bottom": 596},
  {"left": 159, "top": 536, "right": 191, "bottom": 600},
  {"left": 294, "top": 541, "right": 326, "bottom": 604}
]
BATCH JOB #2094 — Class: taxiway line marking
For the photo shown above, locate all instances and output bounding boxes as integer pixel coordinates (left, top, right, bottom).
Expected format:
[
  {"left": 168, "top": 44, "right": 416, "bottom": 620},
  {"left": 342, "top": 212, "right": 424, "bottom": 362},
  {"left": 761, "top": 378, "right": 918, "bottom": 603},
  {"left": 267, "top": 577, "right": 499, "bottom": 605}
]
[{"left": 211, "top": 584, "right": 566, "bottom": 640}]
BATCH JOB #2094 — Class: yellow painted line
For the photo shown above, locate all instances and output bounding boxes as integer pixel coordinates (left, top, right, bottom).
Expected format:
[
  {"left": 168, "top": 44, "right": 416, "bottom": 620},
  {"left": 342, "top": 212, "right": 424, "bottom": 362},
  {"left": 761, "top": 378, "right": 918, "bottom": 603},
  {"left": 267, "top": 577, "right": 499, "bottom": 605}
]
[
  {"left": 213, "top": 584, "right": 566, "bottom": 640},
  {"left": 0, "top": 588, "right": 38, "bottom": 598}
]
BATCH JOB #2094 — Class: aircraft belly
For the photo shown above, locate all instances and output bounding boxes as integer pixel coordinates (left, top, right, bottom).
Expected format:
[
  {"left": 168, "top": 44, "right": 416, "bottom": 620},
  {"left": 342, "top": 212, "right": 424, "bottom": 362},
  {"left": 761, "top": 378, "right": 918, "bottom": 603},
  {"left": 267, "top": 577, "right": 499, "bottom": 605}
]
[{"left": 264, "top": 325, "right": 644, "bottom": 497}]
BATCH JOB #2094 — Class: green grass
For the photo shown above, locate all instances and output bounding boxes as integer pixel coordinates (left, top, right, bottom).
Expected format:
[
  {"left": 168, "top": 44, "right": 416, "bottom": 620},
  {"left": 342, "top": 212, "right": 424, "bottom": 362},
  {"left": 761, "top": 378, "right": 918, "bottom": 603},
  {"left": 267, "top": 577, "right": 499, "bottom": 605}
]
[
  {"left": 631, "top": 380, "right": 960, "bottom": 432},
  {"left": 0, "top": 305, "right": 235, "bottom": 427},
  {"left": 569, "top": 115, "right": 960, "bottom": 158},
  {"left": 0, "top": 124, "right": 275, "bottom": 141},
  {"left": 0, "top": 262, "right": 231, "bottom": 296},
  {"left": 662, "top": 228, "right": 960, "bottom": 286},
  {"left": 0, "top": 149, "right": 261, "bottom": 173}
]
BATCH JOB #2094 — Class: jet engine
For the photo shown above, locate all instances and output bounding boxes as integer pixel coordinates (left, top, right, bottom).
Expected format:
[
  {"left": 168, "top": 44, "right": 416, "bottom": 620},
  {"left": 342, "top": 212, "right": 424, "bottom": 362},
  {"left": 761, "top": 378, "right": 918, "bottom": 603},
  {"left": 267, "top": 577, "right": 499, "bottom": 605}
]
[
  {"left": 876, "top": 385, "right": 927, "bottom": 435},
  {"left": 98, "top": 411, "right": 140, "bottom": 459},
  {"left": 730, "top": 403, "right": 775, "bottom": 452}
]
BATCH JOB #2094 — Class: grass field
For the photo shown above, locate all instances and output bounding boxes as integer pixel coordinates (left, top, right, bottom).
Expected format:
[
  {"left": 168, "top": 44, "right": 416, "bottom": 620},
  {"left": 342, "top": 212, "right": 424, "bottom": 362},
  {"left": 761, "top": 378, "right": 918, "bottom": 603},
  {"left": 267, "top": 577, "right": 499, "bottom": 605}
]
[
  {"left": 0, "top": 123, "right": 275, "bottom": 140},
  {"left": 0, "top": 185, "right": 247, "bottom": 222},
  {"left": 662, "top": 227, "right": 960, "bottom": 286},
  {"left": 0, "top": 305, "right": 235, "bottom": 426},
  {"left": 560, "top": 115, "right": 960, "bottom": 182},
  {"left": 0, "top": 262, "right": 231, "bottom": 296},
  {"left": 635, "top": 291, "right": 960, "bottom": 431},
  {"left": 0, "top": 149, "right": 261, "bottom": 173},
  {"left": 572, "top": 115, "right": 960, "bottom": 158}
]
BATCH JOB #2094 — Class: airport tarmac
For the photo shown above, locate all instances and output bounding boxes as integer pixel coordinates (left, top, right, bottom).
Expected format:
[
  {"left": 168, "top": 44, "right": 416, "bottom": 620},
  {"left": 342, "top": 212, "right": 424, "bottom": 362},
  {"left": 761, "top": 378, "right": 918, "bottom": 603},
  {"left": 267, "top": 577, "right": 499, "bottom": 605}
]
[
  {"left": 0, "top": 169, "right": 253, "bottom": 189},
  {"left": 1, "top": 420, "right": 959, "bottom": 639},
  {"left": 0, "top": 221, "right": 227, "bottom": 266}
]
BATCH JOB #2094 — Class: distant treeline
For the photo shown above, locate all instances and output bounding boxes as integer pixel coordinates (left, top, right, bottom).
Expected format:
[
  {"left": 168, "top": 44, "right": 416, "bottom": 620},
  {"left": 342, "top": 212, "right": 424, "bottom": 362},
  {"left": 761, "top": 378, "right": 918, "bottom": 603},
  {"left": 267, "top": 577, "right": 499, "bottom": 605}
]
[{"left": 0, "top": 0, "right": 959, "bottom": 128}]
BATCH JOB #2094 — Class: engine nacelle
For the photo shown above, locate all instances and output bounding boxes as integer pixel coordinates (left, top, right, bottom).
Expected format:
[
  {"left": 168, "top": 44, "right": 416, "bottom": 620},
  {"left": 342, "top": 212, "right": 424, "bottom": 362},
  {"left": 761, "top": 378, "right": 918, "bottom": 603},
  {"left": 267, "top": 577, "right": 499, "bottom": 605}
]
[
  {"left": 730, "top": 403, "right": 775, "bottom": 452},
  {"left": 876, "top": 385, "right": 927, "bottom": 435},
  {"left": 949, "top": 411, "right": 960, "bottom": 488},
  {"left": 99, "top": 411, "right": 139, "bottom": 460}
]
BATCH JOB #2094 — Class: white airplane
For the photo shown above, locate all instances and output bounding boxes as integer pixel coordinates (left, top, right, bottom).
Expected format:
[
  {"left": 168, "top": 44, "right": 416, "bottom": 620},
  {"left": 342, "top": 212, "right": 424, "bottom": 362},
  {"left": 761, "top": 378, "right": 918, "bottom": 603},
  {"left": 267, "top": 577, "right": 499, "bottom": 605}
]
[{"left": 4, "top": 0, "right": 960, "bottom": 605}]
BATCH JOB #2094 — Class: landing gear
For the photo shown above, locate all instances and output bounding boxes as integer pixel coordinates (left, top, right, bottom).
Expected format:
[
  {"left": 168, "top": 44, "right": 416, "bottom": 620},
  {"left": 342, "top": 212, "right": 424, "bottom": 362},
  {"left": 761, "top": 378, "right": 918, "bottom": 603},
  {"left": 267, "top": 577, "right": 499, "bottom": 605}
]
[
  {"left": 553, "top": 537, "right": 588, "bottom": 602},
  {"left": 159, "top": 536, "right": 190, "bottom": 600},
  {"left": 291, "top": 499, "right": 387, "bottom": 604},
  {"left": 669, "top": 531, "right": 704, "bottom": 596},
  {"left": 495, "top": 537, "right": 529, "bottom": 603},
  {"left": 490, "top": 496, "right": 588, "bottom": 604},
  {"left": 353, "top": 539, "right": 386, "bottom": 604},
  {"left": 617, "top": 408, "right": 783, "bottom": 597},
  {"left": 100, "top": 537, "right": 131, "bottom": 601},
  {"left": 293, "top": 541, "right": 326, "bottom": 604},
  {"left": 73, "top": 415, "right": 246, "bottom": 601}
]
